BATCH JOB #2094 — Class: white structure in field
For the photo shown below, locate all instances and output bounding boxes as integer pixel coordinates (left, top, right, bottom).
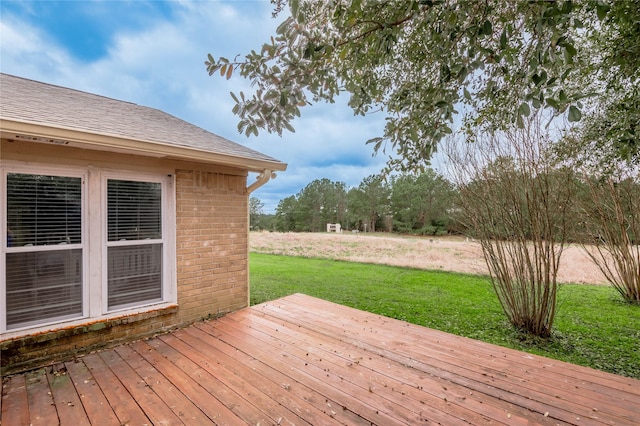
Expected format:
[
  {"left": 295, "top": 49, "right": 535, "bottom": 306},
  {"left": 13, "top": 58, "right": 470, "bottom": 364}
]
[{"left": 326, "top": 223, "right": 342, "bottom": 233}]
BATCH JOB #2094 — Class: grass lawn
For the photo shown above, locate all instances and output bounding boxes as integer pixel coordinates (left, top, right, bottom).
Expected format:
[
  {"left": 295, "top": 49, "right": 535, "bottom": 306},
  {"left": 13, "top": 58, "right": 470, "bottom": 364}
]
[{"left": 250, "top": 253, "right": 640, "bottom": 379}]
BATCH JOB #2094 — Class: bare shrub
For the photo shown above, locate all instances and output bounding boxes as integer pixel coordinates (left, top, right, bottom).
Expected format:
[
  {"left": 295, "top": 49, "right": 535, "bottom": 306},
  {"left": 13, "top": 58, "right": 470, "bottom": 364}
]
[
  {"left": 446, "top": 116, "right": 574, "bottom": 337},
  {"left": 578, "top": 173, "right": 640, "bottom": 303}
]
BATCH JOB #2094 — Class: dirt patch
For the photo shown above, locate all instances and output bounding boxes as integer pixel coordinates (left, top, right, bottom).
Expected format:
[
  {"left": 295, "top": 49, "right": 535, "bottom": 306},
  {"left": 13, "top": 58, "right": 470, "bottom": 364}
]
[{"left": 250, "top": 231, "right": 608, "bottom": 285}]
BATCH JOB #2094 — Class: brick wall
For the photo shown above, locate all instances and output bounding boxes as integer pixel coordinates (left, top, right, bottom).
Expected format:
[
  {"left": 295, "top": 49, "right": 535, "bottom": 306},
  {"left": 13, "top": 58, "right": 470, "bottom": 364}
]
[
  {"left": 175, "top": 169, "right": 249, "bottom": 322},
  {"left": 1, "top": 167, "right": 249, "bottom": 375},
  {"left": 1, "top": 306, "right": 179, "bottom": 374}
]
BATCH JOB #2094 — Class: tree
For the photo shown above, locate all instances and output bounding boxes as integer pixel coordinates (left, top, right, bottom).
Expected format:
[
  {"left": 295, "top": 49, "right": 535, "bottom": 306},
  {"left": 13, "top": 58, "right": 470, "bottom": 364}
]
[
  {"left": 274, "top": 179, "right": 348, "bottom": 232},
  {"left": 557, "top": 0, "right": 640, "bottom": 170},
  {"left": 583, "top": 0, "right": 639, "bottom": 165},
  {"left": 346, "top": 174, "right": 390, "bottom": 232},
  {"left": 206, "top": 0, "right": 614, "bottom": 171},
  {"left": 274, "top": 195, "right": 299, "bottom": 231},
  {"left": 296, "top": 178, "right": 347, "bottom": 231},
  {"left": 549, "top": 1, "right": 639, "bottom": 303},
  {"left": 390, "top": 170, "right": 455, "bottom": 235},
  {"left": 446, "top": 113, "right": 576, "bottom": 337},
  {"left": 249, "top": 196, "right": 264, "bottom": 227}
]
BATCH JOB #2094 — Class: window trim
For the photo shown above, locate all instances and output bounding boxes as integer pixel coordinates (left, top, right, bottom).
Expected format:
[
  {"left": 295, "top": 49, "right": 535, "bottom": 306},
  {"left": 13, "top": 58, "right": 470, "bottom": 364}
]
[
  {"left": 1, "top": 165, "right": 89, "bottom": 333},
  {"left": 1, "top": 161, "right": 176, "bottom": 337},
  {"left": 101, "top": 171, "right": 175, "bottom": 314}
]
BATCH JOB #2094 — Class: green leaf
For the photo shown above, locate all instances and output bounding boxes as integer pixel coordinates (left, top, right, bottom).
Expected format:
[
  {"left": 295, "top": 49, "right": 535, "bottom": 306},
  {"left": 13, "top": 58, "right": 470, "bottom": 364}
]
[
  {"left": 284, "top": 121, "right": 296, "bottom": 133},
  {"left": 276, "top": 17, "right": 293, "bottom": 35},
  {"left": 519, "top": 102, "right": 531, "bottom": 117},
  {"left": 596, "top": 2, "right": 610, "bottom": 20},
  {"left": 532, "top": 73, "right": 544, "bottom": 86},
  {"left": 559, "top": 90, "right": 568, "bottom": 103},
  {"left": 568, "top": 105, "right": 582, "bottom": 122},
  {"left": 463, "top": 88, "right": 471, "bottom": 100},
  {"left": 564, "top": 42, "right": 577, "bottom": 57},
  {"left": 482, "top": 20, "right": 492, "bottom": 36},
  {"left": 290, "top": 0, "right": 300, "bottom": 19},
  {"left": 303, "top": 44, "right": 313, "bottom": 59},
  {"left": 500, "top": 30, "right": 507, "bottom": 50},
  {"left": 366, "top": 137, "right": 384, "bottom": 153}
]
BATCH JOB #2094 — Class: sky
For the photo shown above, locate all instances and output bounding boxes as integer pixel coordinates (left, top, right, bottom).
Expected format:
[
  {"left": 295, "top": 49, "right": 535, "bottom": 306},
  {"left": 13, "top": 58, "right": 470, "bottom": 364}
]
[{"left": 0, "top": 0, "right": 398, "bottom": 213}]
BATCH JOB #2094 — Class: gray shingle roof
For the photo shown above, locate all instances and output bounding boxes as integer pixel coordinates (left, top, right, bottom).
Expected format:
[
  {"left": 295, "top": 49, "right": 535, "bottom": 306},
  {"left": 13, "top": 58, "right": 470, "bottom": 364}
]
[{"left": 0, "top": 73, "right": 285, "bottom": 168}]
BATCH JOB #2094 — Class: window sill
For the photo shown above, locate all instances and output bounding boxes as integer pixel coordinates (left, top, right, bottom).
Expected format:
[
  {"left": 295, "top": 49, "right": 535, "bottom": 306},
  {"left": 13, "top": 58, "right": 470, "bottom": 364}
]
[{"left": 0, "top": 304, "right": 179, "bottom": 347}]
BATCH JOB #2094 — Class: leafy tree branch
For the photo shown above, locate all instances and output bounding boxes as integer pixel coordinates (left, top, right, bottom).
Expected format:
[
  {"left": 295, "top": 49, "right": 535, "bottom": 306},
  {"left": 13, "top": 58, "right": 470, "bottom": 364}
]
[{"left": 206, "top": 0, "right": 608, "bottom": 171}]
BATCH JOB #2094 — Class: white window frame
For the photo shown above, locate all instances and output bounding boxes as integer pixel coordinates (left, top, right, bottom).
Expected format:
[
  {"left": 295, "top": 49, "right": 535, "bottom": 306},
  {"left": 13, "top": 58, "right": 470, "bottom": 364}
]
[
  {"left": 1, "top": 161, "right": 176, "bottom": 337},
  {"left": 1, "top": 164, "right": 88, "bottom": 332},
  {"left": 101, "top": 170, "right": 175, "bottom": 314}
]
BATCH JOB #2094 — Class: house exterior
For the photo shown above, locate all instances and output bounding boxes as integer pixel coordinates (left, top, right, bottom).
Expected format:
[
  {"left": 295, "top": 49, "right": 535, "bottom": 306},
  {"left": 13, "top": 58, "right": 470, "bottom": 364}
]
[{"left": 0, "top": 73, "right": 286, "bottom": 375}]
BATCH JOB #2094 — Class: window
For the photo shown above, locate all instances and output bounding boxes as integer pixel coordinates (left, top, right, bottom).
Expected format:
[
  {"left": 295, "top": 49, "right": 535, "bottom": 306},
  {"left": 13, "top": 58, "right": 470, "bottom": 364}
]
[
  {"left": 107, "top": 179, "right": 163, "bottom": 310},
  {"left": 1, "top": 164, "right": 175, "bottom": 334},
  {"left": 4, "top": 173, "right": 84, "bottom": 329}
]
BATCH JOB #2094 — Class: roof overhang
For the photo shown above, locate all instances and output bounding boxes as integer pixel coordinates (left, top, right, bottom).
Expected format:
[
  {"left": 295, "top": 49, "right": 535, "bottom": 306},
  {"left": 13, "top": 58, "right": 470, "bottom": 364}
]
[{"left": 0, "top": 118, "right": 287, "bottom": 173}]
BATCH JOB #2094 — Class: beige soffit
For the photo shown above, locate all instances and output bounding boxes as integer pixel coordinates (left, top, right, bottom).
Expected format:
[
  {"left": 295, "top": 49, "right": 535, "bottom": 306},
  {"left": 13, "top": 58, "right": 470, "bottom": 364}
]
[{"left": 0, "top": 73, "right": 287, "bottom": 173}]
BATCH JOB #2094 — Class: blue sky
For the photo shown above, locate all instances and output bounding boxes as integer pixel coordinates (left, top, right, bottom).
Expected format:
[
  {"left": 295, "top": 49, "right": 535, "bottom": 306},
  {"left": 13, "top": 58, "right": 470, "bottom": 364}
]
[{"left": 0, "top": 0, "right": 398, "bottom": 213}]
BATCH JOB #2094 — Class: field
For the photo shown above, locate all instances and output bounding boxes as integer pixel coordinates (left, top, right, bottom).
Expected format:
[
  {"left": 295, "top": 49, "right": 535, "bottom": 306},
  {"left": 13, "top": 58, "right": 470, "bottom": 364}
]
[{"left": 250, "top": 231, "right": 607, "bottom": 285}]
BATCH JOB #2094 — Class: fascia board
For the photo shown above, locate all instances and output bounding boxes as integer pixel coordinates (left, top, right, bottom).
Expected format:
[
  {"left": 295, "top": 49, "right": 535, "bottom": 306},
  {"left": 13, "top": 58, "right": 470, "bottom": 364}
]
[{"left": 0, "top": 119, "right": 288, "bottom": 173}]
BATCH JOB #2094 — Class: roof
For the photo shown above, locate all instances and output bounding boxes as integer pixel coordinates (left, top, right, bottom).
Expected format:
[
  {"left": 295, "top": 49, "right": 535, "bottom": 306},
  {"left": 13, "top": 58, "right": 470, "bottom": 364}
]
[{"left": 0, "top": 73, "right": 286, "bottom": 172}]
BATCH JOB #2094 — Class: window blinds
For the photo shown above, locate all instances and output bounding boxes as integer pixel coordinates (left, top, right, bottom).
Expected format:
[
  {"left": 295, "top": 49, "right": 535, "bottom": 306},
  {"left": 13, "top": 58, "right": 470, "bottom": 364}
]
[
  {"left": 6, "top": 173, "right": 82, "bottom": 247},
  {"left": 108, "top": 179, "right": 161, "bottom": 241},
  {"left": 5, "top": 173, "right": 83, "bottom": 329},
  {"left": 107, "top": 179, "right": 162, "bottom": 310}
]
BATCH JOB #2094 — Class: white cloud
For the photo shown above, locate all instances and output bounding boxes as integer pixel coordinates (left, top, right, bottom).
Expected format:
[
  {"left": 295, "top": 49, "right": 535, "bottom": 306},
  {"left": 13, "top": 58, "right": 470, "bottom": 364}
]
[
  {"left": 0, "top": 15, "right": 76, "bottom": 83},
  {"left": 0, "top": 0, "right": 392, "bottom": 213}
]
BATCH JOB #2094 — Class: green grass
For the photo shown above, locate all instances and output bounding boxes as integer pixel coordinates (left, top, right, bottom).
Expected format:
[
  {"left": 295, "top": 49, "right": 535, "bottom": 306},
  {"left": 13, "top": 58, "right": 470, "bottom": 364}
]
[{"left": 250, "top": 253, "right": 640, "bottom": 379}]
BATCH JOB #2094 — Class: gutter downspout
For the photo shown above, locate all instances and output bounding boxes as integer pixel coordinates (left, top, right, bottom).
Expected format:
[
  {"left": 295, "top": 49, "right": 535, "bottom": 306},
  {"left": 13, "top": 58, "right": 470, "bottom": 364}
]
[
  {"left": 247, "top": 169, "right": 277, "bottom": 194},
  {"left": 247, "top": 169, "right": 277, "bottom": 307}
]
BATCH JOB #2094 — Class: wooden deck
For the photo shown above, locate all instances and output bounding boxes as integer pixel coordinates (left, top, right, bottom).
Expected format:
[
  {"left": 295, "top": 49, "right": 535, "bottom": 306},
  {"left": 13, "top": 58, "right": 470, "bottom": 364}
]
[{"left": 2, "top": 293, "right": 639, "bottom": 425}]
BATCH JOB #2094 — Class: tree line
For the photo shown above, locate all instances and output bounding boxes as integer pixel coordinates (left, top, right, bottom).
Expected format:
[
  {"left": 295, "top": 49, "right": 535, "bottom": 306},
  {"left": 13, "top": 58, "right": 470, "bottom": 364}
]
[
  {"left": 252, "top": 163, "right": 639, "bottom": 245},
  {"left": 251, "top": 169, "right": 457, "bottom": 235}
]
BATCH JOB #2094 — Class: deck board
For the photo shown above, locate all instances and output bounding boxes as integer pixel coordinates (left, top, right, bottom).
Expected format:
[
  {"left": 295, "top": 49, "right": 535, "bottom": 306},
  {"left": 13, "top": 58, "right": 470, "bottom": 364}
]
[
  {"left": 45, "top": 363, "right": 91, "bottom": 426},
  {"left": 98, "top": 348, "right": 182, "bottom": 425},
  {"left": 81, "top": 352, "right": 152, "bottom": 425},
  {"left": 24, "top": 369, "right": 58, "bottom": 426},
  {"left": 2, "top": 293, "right": 639, "bottom": 425},
  {"left": 63, "top": 359, "right": 120, "bottom": 426},
  {"left": 1, "top": 373, "right": 29, "bottom": 426}
]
